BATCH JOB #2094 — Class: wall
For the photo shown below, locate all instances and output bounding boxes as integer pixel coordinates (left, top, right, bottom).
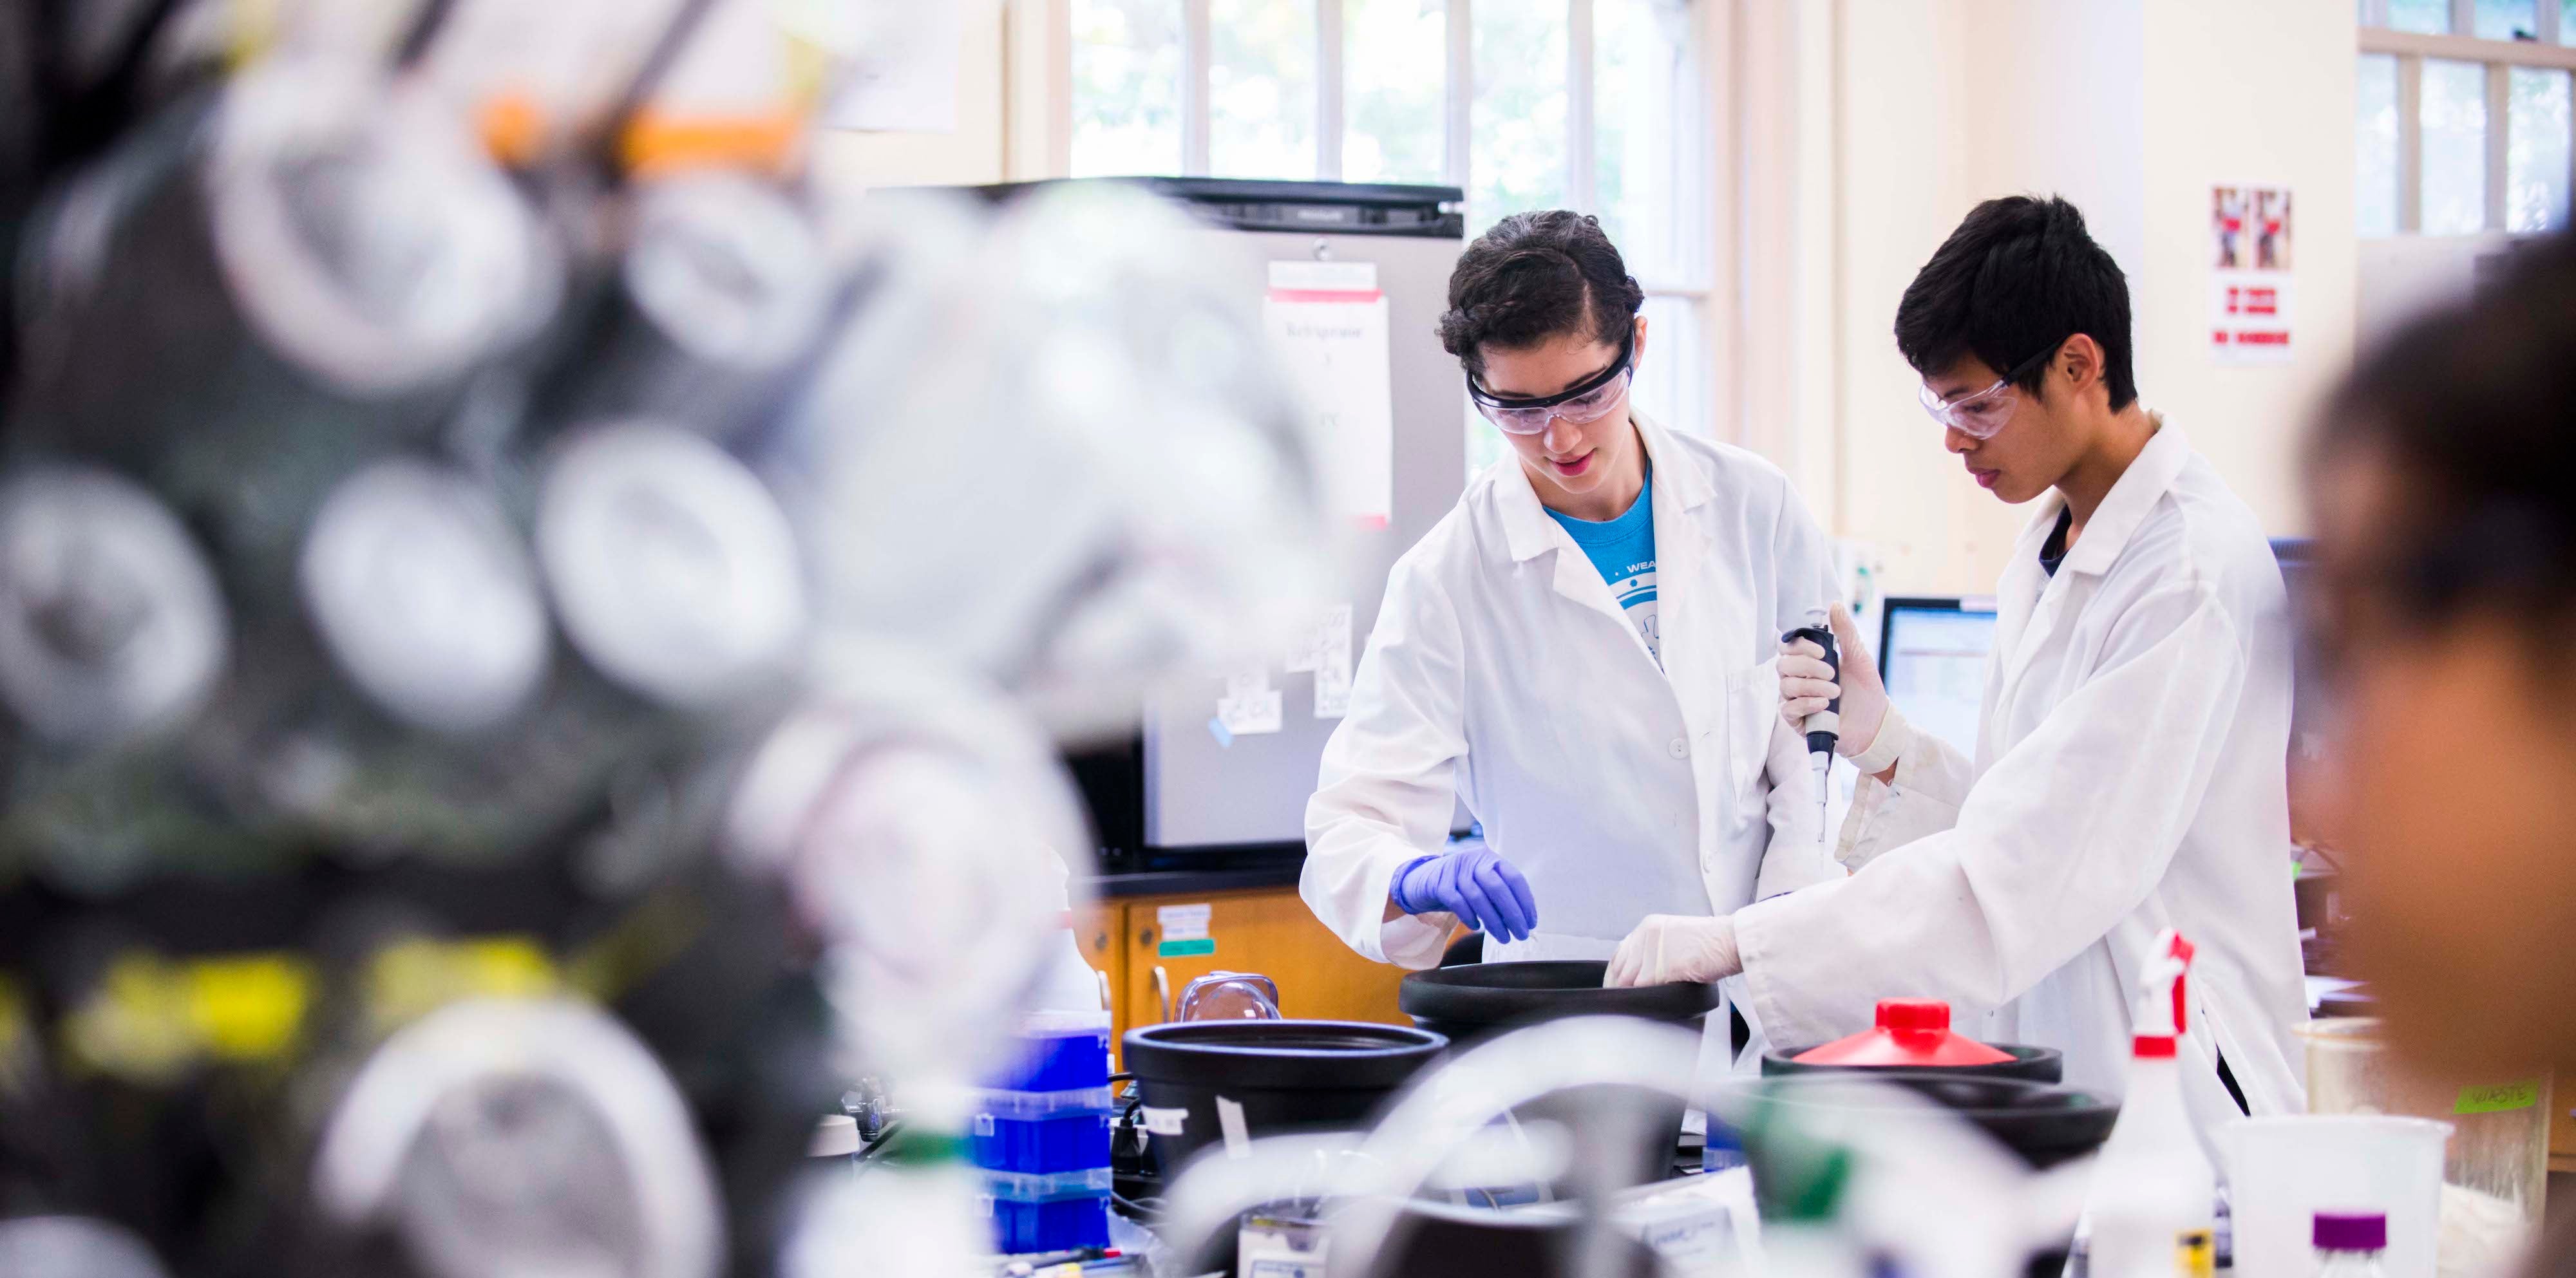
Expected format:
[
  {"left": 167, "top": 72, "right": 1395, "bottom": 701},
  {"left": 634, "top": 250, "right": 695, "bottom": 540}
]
[
  {"left": 1799, "top": 0, "right": 2356, "bottom": 594},
  {"left": 2356, "top": 232, "right": 2514, "bottom": 346},
  {"left": 2136, "top": 0, "right": 2356, "bottom": 542},
  {"left": 807, "top": 3, "right": 1013, "bottom": 198}
]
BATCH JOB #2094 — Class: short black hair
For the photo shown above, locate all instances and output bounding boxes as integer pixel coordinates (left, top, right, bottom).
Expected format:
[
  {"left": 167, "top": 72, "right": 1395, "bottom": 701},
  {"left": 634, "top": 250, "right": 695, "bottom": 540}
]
[
  {"left": 1894, "top": 195, "right": 2137, "bottom": 411},
  {"left": 1437, "top": 211, "right": 1643, "bottom": 377},
  {"left": 2311, "top": 232, "right": 2576, "bottom": 631}
]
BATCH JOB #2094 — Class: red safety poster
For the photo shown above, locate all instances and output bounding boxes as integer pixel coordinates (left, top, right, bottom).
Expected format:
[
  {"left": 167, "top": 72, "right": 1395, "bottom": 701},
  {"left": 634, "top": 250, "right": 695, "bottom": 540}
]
[{"left": 2209, "top": 185, "right": 2295, "bottom": 363}]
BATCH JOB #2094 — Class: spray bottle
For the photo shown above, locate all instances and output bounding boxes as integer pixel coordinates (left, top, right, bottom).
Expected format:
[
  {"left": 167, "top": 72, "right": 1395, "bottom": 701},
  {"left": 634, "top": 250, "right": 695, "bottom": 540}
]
[{"left": 2081, "top": 930, "right": 2217, "bottom": 1278}]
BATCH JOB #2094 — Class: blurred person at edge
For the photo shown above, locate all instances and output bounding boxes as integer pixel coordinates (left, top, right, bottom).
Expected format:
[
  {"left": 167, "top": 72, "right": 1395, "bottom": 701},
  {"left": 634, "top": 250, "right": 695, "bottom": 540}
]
[
  {"left": 1301, "top": 211, "right": 1841, "bottom": 1069},
  {"left": 2304, "top": 233, "right": 2576, "bottom": 1271},
  {"left": 1605, "top": 196, "right": 2310, "bottom": 1142}
]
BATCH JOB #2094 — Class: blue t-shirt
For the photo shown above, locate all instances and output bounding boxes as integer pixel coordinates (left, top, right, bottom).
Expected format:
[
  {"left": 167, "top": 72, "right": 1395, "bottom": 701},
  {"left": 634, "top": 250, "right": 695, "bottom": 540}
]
[{"left": 1544, "top": 475, "right": 1660, "bottom": 666}]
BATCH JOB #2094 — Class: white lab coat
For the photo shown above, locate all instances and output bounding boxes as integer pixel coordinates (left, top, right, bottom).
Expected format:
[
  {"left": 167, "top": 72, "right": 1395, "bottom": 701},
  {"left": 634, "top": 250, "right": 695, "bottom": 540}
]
[
  {"left": 1732, "top": 422, "right": 2309, "bottom": 1136},
  {"left": 1301, "top": 413, "right": 1842, "bottom": 1061}
]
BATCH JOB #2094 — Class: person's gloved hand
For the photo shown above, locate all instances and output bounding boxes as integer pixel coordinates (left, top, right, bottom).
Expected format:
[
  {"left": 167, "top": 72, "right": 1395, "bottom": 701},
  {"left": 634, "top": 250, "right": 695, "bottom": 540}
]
[
  {"left": 1604, "top": 914, "right": 1741, "bottom": 988},
  {"left": 1778, "top": 601, "right": 1889, "bottom": 758},
  {"left": 1390, "top": 849, "right": 1537, "bottom": 943}
]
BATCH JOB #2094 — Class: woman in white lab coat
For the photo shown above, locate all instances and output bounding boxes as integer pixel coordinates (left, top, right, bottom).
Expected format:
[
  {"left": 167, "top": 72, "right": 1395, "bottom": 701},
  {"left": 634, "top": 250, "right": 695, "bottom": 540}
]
[
  {"left": 1300, "top": 211, "right": 1841, "bottom": 1053},
  {"left": 1606, "top": 197, "right": 2309, "bottom": 1135}
]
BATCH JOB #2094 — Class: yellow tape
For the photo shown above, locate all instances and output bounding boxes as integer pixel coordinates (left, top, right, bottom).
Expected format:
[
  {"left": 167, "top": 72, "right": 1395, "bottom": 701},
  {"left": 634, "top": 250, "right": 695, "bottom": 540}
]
[
  {"left": 367, "top": 936, "right": 560, "bottom": 1035},
  {"left": 0, "top": 973, "right": 23, "bottom": 1064},
  {"left": 184, "top": 954, "right": 312, "bottom": 1062},
  {"left": 62, "top": 954, "right": 196, "bottom": 1082}
]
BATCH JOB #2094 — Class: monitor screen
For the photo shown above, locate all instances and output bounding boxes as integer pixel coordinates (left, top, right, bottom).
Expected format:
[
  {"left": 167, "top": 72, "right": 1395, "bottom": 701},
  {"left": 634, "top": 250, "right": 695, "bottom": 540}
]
[{"left": 1877, "top": 598, "right": 1999, "bottom": 758}]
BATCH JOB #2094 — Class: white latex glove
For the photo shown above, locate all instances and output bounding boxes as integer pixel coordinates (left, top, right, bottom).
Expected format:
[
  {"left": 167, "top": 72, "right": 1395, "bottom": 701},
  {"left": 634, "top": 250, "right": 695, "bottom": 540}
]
[
  {"left": 1778, "top": 601, "right": 1889, "bottom": 758},
  {"left": 1604, "top": 914, "right": 1742, "bottom": 988}
]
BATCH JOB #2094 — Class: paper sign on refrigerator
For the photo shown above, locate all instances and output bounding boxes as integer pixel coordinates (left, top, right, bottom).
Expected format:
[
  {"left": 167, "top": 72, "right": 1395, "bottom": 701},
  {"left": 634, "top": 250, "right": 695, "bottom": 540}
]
[{"left": 1264, "top": 261, "right": 1394, "bottom": 528}]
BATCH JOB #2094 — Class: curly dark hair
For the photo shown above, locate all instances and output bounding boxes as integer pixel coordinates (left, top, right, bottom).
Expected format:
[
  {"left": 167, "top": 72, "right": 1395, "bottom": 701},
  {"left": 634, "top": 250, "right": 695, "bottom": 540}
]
[{"left": 1436, "top": 211, "right": 1644, "bottom": 377}]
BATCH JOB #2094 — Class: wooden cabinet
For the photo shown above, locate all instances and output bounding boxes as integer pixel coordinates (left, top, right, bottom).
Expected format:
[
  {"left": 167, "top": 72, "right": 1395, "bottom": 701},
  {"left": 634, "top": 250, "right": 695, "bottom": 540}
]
[{"left": 1074, "top": 885, "right": 1411, "bottom": 1065}]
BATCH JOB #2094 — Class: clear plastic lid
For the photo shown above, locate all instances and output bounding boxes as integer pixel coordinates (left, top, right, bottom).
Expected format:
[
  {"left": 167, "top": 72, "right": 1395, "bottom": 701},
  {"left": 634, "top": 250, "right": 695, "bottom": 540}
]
[
  {"left": 980, "top": 1166, "right": 1113, "bottom": 1203},
  {"left": 974, "top": 1087, "right": 1116, "bottom": 1121},
  {"left": 1018, "top": 1010, "right": 1112, "bottom": 1038}
]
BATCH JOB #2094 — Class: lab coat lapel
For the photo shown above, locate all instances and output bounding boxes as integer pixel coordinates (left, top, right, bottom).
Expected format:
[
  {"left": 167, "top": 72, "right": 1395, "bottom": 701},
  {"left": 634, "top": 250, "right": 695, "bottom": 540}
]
[
  {"left": 1989, "top": 417, "right": 2194, "bottom": 716},
  {"left": 1989, "top": 500, "right": 2067, "bottom": 709},
  {"left": 1634, "top": 417, "right": 1721, "bottom": 744}
]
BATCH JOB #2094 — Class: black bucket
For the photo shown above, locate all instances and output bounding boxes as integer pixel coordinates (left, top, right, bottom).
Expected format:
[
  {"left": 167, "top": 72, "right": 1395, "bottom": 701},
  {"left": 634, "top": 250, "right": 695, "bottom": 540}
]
[
  {"left": 1123, "top": 1020, "right": 1446, "bottom": 1173},
  {"left": 1399, "top": 961, "right": 1719, "bottom": 1189}
]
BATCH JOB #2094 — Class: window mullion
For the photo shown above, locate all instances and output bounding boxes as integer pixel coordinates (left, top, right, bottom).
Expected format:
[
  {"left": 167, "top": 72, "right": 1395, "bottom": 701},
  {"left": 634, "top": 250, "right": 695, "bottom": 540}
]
[
  {"left": 1317, "top": 0, "right": 1344, "bottom": 181},
  {"left": 1567, "top": 0, "right": 1596, "bottom": 212},
  {"left": 2489, "top": 59, "right": 2512, "bottom": 229},
  {"left": 1183, "top": 0, "right": 1212, "bottom": 175},
  {"left": 2400, "top": 54, "right": 2425, "bottom": 231},
  {"left": 2542, "top": 0, "right": 2562, "bottom": 44},
  {"left": 1446, "top": 0, "right": 1473, "bottom": 192},
  {"left": 2452, "top": 0, "right": 2476, "bottom": 35}
]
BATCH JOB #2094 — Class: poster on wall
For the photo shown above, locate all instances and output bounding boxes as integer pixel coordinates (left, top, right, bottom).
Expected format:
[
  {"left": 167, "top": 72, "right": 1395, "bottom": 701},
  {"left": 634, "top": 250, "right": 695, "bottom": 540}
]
[
  {"left": 2209, "top": 185, "right": 2295, "bottom": 364},
  {"left": 1262, "top": 261, "right": 1395, "bottom": 528}
]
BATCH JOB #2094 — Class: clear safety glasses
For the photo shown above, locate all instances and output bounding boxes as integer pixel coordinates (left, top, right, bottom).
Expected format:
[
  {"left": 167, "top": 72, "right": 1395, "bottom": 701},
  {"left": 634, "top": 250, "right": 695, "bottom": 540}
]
[
  {"left": 1467, "top": 338, "right": 1635, "bottom": 435},
  {"left": 1917, "top": 340, "right": 2063, "bottom": 440}
]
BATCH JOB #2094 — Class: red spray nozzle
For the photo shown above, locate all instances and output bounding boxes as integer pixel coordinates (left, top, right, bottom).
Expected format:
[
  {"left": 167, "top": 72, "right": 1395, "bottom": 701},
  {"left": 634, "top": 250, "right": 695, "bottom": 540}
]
[{"left": 2134, "top": 928, "right": 2196, "bottom": 1049}]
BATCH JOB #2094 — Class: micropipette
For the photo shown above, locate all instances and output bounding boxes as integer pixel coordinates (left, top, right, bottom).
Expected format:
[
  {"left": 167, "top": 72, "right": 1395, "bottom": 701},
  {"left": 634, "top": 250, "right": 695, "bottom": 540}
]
[{"left": 1781, "top": 606, "right": 1840, "bottom": 846}]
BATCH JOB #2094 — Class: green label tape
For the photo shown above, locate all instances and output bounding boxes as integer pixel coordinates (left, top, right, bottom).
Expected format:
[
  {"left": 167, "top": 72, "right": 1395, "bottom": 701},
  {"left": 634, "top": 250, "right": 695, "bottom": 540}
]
[
  {"left": 1159, "top": 938, "right": 1217, "bottom": 958},
  {"left": 2454, "top": 1080, "right": 2541, "bottom": 1114}
]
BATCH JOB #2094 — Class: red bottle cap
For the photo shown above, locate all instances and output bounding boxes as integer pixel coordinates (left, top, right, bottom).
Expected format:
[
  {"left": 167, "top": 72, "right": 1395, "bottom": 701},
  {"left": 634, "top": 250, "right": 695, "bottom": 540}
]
[{"left": 1791, "top": 999, "right": 2016, "bottom": 1067}]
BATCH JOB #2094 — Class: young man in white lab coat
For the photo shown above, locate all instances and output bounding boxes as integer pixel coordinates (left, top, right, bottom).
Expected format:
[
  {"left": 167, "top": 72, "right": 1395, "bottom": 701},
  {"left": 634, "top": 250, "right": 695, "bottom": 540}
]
[
  {"left": 1605, "top": 196, "right": 2309, "bottom": 1130},
  {"left": 1301, "top": 210, "right": 1839, "bottom": 1058}
]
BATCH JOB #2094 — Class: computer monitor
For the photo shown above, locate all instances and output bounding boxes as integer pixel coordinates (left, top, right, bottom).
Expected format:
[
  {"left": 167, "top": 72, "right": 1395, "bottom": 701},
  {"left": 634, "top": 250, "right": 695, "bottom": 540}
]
[{"left": 1876, "top": 596, "right": 2000, "bottom": 758}]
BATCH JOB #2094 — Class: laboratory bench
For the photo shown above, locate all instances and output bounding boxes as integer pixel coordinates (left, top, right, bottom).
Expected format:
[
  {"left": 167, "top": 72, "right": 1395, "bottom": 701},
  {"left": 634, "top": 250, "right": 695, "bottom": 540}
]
[{"left": 1076, "top": 852, "right": 1413, "bottom": 1062}]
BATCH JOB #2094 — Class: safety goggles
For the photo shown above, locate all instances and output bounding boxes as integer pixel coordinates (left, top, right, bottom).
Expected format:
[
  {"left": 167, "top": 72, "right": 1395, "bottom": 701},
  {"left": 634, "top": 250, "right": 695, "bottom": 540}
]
[
  {"left": 1466, "top": 336, "right": 1634, "bottom": 435},
  {"left": 1917, "top": 339, "right": 2064, "bottom": 439}
]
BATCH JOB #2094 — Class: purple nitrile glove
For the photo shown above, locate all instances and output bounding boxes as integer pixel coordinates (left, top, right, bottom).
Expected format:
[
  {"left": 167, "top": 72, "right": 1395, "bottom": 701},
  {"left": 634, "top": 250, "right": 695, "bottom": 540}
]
[{"left": 1390, "top": 848, "right": 1538, "bottom": 944}]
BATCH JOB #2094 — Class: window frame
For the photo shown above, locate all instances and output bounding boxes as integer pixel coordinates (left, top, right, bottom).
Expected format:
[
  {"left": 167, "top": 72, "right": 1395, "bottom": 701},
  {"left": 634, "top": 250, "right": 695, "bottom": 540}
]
[
  {"left": 2359, "top": 0, "right": 2576, "bottom": 234},
  {"left": 1039, "top": 0, "right": 1716, "bottom": 381}
]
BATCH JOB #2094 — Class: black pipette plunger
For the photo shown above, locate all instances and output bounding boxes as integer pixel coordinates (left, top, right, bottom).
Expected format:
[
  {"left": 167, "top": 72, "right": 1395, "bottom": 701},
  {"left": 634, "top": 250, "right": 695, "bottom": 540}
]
[{"left": 1782, "top": 607, "right": 1841, "bottom": 844}]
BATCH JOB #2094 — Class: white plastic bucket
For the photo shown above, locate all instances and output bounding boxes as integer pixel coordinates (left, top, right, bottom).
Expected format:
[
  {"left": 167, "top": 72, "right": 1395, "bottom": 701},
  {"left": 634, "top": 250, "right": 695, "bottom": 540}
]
[{"left": 2220, "top": 1115, "right": 2451, "bottom": 1278}]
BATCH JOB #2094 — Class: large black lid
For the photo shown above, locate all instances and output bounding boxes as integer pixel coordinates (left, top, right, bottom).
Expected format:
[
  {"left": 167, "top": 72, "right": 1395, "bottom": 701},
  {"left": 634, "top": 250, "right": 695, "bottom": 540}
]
[
  {"left": 1399, "top": 960, "right": 1719, "bottom": 1028},
  {"left": 1745, "top": 1073, "right": 2121, "bottom": 1170},
  {"left": 1123, "top": 1020, "right": 1448, "bottom": 1091}
]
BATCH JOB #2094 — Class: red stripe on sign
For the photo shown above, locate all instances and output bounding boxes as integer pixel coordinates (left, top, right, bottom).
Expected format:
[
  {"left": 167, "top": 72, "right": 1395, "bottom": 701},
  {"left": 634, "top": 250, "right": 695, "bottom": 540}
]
[
  {"left": 1355, "top": 513, "right": 1390, "bottom": 530},
  {"left": 1268, "top": 288, "right": 1385, "bottom": 303},
  {"left": 2234, "top": 330, "right": 2291, "bottom": 346}
]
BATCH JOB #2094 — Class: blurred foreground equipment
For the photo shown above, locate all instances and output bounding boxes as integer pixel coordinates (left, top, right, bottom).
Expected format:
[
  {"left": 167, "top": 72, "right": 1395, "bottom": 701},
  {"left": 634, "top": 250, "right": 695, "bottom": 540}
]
[{"left": 0, "top": 3, "right": 1335, "bottom": 1275}]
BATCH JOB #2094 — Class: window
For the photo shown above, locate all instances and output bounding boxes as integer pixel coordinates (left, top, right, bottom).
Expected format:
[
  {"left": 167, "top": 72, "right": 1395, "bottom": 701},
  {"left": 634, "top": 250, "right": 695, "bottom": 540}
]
[
  {"left": 1070, "top": 0, "right": 1185, "bottom": 178},
  {"left": 2508, "top": 66, "right": 2572, "bottom": 228},
  {"left": 1343, "top": 0, "right": 1445, "bottom": 184},
  {"left": 2356, "top": 0, "right": 2576, "bottom": 234},
  {"left": 1209, "top": 0, "right": 1316, "bottom": 178},
  {"left": 1061, "top": 0, "right": 1718, "bottom": 447}
]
